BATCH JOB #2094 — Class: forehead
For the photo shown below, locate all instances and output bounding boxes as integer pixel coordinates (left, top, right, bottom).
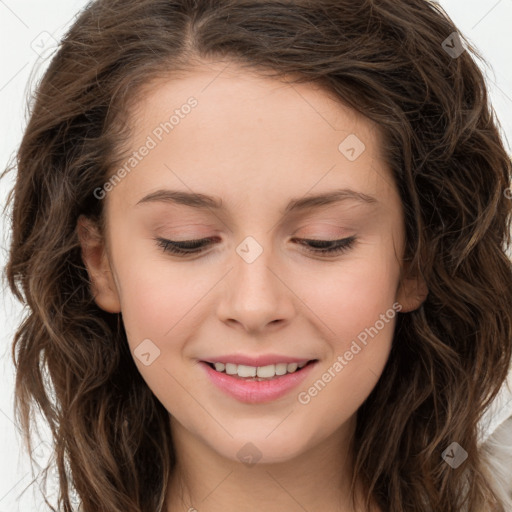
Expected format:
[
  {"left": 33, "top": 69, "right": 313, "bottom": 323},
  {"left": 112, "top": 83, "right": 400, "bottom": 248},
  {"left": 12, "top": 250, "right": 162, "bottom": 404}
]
[
  {"left": 129, "top": 62, "right": 381, "bottom": 144},
  {"left": 106, "top": 61, "right": 397, "bottom": 215}
]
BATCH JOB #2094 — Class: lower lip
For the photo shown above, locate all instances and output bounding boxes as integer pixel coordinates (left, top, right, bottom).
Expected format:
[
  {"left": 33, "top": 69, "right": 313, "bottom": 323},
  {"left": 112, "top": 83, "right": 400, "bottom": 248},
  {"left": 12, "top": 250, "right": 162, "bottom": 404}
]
[{"left": 199, "top": 361, "right": 317, "bottom": 404}]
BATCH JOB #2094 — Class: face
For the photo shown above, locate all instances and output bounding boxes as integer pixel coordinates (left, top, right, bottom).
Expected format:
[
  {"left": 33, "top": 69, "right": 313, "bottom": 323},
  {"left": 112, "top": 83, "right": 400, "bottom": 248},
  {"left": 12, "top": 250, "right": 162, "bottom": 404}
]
[{"left": 78, "top": 61, "right": 426, "bottom": 465}]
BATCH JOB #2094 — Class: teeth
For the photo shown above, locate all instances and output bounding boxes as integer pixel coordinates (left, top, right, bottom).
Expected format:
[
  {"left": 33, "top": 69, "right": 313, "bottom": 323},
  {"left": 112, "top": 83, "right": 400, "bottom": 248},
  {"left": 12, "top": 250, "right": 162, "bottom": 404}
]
[
  {"left": 275, "top": 363, "right": 288, "bottom": 375},
  {"left": 210, "top": 361, "right": 310, "bottom": 378},
  {"left": 225, "top": 363, "right": 237, "bottom": 375},
  {"left": 257, "top": 364, "right": 277, "bottom": 378},
  {"left": 237, "top": 364, "right": 257, "bottom": 377}
]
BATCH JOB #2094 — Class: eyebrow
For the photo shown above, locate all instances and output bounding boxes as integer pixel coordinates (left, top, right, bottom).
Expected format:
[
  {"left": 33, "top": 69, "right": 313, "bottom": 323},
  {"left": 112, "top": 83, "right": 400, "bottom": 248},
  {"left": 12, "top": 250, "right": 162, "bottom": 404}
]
[{"left": 135, "top": 188, "right": 378, "bottom": 214}]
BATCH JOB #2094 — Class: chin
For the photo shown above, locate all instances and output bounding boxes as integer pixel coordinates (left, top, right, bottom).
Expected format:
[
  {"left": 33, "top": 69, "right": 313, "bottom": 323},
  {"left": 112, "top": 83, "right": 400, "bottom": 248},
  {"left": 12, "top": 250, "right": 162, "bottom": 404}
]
[{"left": 203, "top": 428, "right": 314, "bottom": 466}]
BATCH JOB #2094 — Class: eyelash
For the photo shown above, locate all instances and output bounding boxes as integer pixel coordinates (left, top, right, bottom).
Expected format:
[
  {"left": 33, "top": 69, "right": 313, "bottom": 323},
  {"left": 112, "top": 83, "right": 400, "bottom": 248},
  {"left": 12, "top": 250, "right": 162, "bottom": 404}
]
[{"left": 155, "top": 235, "right": 357, "bottom": 257}]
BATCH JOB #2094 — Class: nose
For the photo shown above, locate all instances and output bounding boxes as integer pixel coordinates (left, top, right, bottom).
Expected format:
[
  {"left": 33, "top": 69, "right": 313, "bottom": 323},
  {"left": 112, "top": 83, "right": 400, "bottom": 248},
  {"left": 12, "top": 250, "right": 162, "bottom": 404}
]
[{"left": 216, "top": 238, "right": 296, "bottom": 335}]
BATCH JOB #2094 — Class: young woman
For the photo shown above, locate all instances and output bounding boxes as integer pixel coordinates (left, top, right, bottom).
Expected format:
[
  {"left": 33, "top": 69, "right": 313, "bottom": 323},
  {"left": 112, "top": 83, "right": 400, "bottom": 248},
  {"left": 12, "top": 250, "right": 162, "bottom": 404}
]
[{"left": 3, "top": 1, "right": 512, "bottom": 511}]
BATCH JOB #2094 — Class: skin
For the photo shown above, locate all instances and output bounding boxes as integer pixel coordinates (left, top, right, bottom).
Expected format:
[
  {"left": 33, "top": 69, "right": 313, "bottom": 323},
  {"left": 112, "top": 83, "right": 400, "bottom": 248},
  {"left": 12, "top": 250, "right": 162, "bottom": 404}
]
[{"left": 78, "top": 59, "right": 428, "bottom": 512}]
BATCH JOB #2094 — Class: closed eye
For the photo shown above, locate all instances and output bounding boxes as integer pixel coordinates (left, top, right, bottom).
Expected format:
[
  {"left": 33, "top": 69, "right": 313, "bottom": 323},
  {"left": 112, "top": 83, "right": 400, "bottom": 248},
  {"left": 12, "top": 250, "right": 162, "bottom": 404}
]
[{"left": 155, "top": 235, "right": 357, "bottom": 257}]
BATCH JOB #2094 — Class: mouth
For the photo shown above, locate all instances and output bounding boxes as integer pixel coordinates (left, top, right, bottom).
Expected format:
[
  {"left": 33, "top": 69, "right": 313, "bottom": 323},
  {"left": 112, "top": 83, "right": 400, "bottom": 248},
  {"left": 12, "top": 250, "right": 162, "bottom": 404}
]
[
  {"left": 202, "top": 359, "right": 318, "bottom": 381},
  {"left": 199, "top": 358, "right": 318, "bottom": 403}
]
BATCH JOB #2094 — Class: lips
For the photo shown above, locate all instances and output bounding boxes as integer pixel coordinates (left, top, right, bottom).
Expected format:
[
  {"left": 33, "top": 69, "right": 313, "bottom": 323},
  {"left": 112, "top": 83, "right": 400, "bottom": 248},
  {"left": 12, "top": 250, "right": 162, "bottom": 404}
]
[{"left": 199, "top": 359, "right": 319, "bottom": 404}]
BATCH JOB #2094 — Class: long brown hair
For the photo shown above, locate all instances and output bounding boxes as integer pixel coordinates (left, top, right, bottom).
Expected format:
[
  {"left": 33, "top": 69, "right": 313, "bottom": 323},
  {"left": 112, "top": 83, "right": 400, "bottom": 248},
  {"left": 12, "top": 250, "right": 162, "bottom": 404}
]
[{"left": 3, "top": 1, "right": 512, "bottom": 511}]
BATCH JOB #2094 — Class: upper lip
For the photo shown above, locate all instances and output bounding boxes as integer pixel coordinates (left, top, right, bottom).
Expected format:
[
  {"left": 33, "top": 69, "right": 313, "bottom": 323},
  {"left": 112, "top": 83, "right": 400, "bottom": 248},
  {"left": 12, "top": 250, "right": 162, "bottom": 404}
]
[{"left": 201, "top": 354, "right": 316, "bottom": 367}]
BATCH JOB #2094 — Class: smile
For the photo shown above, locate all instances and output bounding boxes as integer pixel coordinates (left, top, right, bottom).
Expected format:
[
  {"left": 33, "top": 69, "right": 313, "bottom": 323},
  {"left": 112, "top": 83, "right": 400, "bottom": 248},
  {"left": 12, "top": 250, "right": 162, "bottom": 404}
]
[
  {"left": 199, "top": 360, "right": 318, "bottom": 403},
  {"left": 206, "top": 360, "right": 312, "bottom": 379}
]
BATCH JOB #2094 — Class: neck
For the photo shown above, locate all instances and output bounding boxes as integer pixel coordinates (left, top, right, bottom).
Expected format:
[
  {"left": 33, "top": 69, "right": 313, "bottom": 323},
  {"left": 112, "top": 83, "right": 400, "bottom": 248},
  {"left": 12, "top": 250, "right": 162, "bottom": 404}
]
[{"left": 163, "top": 414, "right": 379, "bottom": 512}]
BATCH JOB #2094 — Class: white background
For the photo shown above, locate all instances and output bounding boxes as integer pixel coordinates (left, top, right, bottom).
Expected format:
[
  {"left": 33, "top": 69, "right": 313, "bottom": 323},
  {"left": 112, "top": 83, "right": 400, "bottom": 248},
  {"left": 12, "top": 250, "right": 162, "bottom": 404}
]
[{"left": 1, "top": 1, "right": 512, "bottom": 510}]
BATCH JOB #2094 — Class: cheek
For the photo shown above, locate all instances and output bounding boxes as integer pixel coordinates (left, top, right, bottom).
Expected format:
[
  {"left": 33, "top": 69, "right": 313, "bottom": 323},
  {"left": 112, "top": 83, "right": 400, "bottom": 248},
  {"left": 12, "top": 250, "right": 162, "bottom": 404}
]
[
  {"left": 304, "top": 242, "right": 401, "bottom": 339},
  {"left": 296, "top": 243, "right": 400, "bottom": 400},
  {"left": 119, "top": 271, "right": 179, "bottom": 340},
  {"left": 109, "top": 234, "right": 195, "bottom": 346},
  {"left": 112, "top": 253, "right": 202, "bottom": 410}
]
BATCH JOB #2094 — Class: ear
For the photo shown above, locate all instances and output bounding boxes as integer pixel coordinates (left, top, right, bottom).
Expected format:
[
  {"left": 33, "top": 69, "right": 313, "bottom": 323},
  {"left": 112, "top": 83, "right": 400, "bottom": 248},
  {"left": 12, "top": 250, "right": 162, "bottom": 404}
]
[
  {"left": 76, "top": 215, "right": 121, "bottom": 313},
  {"left": 396, "top": 261, "right": 428, "bottom": 313}
]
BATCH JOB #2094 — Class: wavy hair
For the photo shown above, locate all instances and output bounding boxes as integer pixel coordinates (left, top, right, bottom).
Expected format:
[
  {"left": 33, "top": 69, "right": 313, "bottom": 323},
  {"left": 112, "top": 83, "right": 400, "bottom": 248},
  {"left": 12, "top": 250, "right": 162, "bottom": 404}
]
[{"left": 3, "top": 0, "right": 512, "bottom": 511}]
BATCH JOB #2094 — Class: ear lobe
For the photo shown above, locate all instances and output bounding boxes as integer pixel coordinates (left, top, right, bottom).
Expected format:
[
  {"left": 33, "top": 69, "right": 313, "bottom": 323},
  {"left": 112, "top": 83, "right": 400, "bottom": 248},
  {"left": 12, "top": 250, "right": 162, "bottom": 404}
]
[
  {"left": 76, "top": 215, "right": 121, "bottom": 313},
  {"left": 396, "top": 264, "right": 429, "bottom": 313}
]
